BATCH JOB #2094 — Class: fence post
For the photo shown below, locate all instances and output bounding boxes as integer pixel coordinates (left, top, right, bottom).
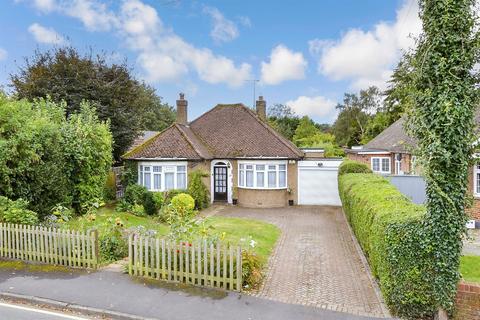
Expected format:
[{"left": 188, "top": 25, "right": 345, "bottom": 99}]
[{"left": 92, "top": 229, "right": 99, "bottom": 268}]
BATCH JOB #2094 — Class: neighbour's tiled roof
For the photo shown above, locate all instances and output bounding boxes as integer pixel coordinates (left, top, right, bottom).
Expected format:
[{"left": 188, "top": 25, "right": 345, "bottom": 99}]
[
  {"left": 364, "top": 117, "right": 416, "bottom": 153},
  {"left": 190, "top": 104, "right": 304, "bottom": 159},
  {"left": 123, "top": 124, "right": 208, "bottom": 160},
  {"left": 127, "top": 130, "right": 159, "bottom": 153},
  {"left": 124, "top": 103, "right": 303, "bottom": 160}
]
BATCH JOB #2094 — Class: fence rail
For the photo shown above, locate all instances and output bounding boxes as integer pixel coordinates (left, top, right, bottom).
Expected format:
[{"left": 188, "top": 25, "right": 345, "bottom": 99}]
[
  {"left": 128, "top": 235, "right": 242, "bottom": 291},
  {"left": 0, "top": 223, "right": 98, "bottom": 269}
]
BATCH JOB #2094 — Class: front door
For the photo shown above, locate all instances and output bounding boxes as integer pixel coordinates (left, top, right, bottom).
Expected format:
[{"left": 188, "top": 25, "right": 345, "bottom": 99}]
[{"left": 213, "top": 165, "right": 228, "bottom": 201}]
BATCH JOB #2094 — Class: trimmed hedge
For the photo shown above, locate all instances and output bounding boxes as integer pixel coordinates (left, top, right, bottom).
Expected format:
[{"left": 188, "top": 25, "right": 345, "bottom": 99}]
[
  {"left": 338, "top": 159, "right": 372, "bottom": 176},
  {"left": 339, "top": 170, "right": 438, "bottom": 318}
]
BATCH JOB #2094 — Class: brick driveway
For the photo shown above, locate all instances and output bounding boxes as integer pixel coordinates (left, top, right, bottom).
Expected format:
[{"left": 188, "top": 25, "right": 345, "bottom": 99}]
[{"left": 214, "top": 206, "right": 389, "bottom": 318}]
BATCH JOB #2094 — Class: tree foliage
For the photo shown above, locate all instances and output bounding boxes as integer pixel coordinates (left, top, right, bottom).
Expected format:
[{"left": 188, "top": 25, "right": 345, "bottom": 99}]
[
  {"left": 267, "top": 104, "right": 301, "bottom": 140},
  {"left": 293, "top": 116, "right": 344, "bottom": 157},
  {"left": 0, "top": 96, "right": 112, "bottom": 218},
  {"left": 10, "top": 47, "right": 174, "bottom": 160},
  {"left": 407, "top": 0, "right": 479, "bottom": 315}
]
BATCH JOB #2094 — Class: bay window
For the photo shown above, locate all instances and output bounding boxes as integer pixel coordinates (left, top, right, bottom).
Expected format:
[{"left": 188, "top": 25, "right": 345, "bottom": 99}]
[
  {"left": 474, "top": 164, "right": 480, "bottom": 197},
  {"left": 139, "top": 162, "right": 187, "bottom": 191},
  {"left": 238, "top": 161, "right": 287, "bottom": 189}
]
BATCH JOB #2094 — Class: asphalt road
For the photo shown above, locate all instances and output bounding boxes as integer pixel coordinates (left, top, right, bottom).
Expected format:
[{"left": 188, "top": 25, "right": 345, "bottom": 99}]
[{"left": 0, "top": 302, "right": 90, "bottom": 320}]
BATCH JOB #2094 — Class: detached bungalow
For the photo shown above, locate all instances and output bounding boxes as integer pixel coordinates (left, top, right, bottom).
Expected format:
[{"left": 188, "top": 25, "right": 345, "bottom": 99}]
[
  {"left": 123, "top": 94, "right": 342, "bottom": 208},
  {"left": 346, "top": 116, "right": 480, "bottom": 222}
]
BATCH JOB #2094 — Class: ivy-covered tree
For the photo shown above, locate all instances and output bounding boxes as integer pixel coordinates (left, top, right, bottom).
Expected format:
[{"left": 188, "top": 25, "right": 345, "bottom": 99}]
[
  {"left": 408, "top": 0, "right": 479, "bottom": 315},
  {"left": 10, "top": 47, "right": 174, "bottom": 160}
]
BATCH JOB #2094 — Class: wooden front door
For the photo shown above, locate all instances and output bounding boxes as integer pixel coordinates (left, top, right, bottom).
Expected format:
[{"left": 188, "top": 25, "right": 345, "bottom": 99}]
[{"left": 213, "top": 166, "right": 228, "bottom": 201}]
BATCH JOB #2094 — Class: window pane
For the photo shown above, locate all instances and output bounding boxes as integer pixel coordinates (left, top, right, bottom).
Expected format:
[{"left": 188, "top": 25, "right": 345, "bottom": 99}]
[
  {"left": 165, "top": 172, "right": 174, "bottom": 190},
  {"left": 246, "top": 165, "right": 253, "bottom": 170},
  {"left": 256, "top": 165, "right": 265, "bottom": 171},
  {"left": 139, "top": 165, "right": 144, "bottom": 172},
  {"left": 144, "top": 166, "right": 151, "bottom": 172},
  {"left": 256, "top": 171, "right": 265, "bottom": 188},
  {"left": 382, "top": 158, "right": 390, "bottom": 172},
  {"left": 246, "top": 170, "right": 254, "bottom": 187},
  {"left": 177, "top": 165, "right": 186, "bottom": 172},
  {"left": 372, "top": 159, "right": 380, "bottom": 171},
  {"left": 153, "top": 166, "right": 161, "bottom": 172},
  {"left": 239, "top": 164, "right": 244, "bottom": 170},
  {"left": 279, "top": 164, "right": 286, "bottom": 170},
  {"left": 477, "top": 172, "right": 480, "bottom": 194},
  {"left": 139, "top": 171, "right": 143, "bottom": 185},
  {"left": 177, "top": 173, "right": 186, "bottom": 189},
  {"left": 154, "top": 174, "right": 161, "bottom": 190},
  {"left": 268, "top": 171, "right": 276, "bottom": 188},
  {"left": 144, "top": 173, "right": 151, "bottom": 190},
  {"left": 239, "top": 170, "right": 245, "bottom": 187},
  {"left": 268, "top": 165, "right": 276, "bottom": 170},
  {"left": 279, "top": 171, "right": 286, "bottom": 188}
]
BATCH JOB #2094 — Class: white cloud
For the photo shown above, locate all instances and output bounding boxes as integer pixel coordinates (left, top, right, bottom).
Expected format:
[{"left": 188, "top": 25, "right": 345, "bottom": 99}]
[
  {"left": 22, "top": 0, "right": 252, "bottom": 87},
  {"left": 261, "top": 45, "right": 307, "bottom": 85},
  {"left": 286, "top": 95, "right": 337, "bottom": 120},
  {"left": 238, "top": 16, "right": 251, "bottom": 28},
  {"left": 0, "top": 48, "right": 7, "bottom": 61},
  {"left": 311, "top": 0, "right": 421, "bottom": 89},
  {"left": 203, "top": 6, "right": 239, "bottom": 43},
  {"left": 28, "top": 23, "right": 65, "bottom": 44},
  {"left": 32, "top": 0, "right": 56, "bottom": 12}
]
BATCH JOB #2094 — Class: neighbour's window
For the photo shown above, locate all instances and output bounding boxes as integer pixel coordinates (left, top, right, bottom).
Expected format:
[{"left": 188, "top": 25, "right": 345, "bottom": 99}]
[
  {"left": 238, "top": 162, "right": 287, "bottom": 189},
  {"left": 371, "top": 157, "right": 391, "bottom": 174},
  {"left": 139, "top": 163, "right": 187, "bottom": 191},
  {"left": 474, "top": 164, "right": 480, "bottom": 196}
]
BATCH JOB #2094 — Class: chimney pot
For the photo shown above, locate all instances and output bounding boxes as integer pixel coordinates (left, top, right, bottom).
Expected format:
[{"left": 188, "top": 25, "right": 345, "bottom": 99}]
[
  {"left": 256, "top": 96, "right": 266, "bottom": 121},
  {"left": 176, "top": 93, "right": 188, "bottom": 125}
]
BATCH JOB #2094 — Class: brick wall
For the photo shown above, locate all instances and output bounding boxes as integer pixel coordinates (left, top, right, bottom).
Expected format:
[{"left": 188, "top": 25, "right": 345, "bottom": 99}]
[{"left": 455, "top": 281, "right": 480, "bottom": 320}]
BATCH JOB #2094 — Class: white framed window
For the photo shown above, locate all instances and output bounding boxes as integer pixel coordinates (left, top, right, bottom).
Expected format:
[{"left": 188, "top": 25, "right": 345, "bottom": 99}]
[
  {"left": 474, "top": 164, "right": 480, "bottom": 197},
  {"left": 371, "top": 157, "right": 391, "bottom": 174},
  {"left": 238, "top": 161, "right": 287, "bottom": 189},
  {"left": 138, "top": 162, "right": 187, "bottom": 191}
]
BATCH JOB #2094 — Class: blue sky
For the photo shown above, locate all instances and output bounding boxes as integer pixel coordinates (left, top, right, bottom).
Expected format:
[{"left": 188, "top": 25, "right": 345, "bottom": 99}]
[{"left": 0, "top": 0, "right": 421, "bottom": 123}]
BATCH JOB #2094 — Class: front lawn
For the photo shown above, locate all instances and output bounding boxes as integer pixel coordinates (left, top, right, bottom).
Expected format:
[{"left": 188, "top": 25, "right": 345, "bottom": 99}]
[
  {"left": 65, "top": 204, "right": 280, "bottom": 264},
  {"left": 460, "top": 255, "right": 480, "bottom": 283}
]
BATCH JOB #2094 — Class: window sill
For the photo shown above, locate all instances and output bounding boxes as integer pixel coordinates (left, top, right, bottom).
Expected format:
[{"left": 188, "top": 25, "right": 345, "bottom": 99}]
[{"left": 237, "top": 186, "right": 287, "bottom": 191}]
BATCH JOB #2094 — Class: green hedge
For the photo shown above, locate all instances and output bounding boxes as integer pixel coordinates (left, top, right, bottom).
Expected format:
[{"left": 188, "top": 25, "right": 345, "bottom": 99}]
[
  {"left": 339, "top": 170, "right": 438, "bottom": 319},
  {"left": 338, "top": 159, "right": 372, "bottom": 175}
]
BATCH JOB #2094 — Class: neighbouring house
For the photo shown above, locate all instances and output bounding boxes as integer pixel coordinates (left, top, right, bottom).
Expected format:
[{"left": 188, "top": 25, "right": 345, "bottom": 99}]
[
  {"left": 346, "top": 116, "right": 480, "bottom": 223},
  {"left": 122, "top": 94, "right": 342, "bottom": 207}
]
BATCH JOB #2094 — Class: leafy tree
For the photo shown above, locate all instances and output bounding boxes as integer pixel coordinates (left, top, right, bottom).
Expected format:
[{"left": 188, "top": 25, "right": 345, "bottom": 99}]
[
  {"left": 267, "top": 104, "right": 300, "bottom": 140},
  {"left": 407, "top": 0, "right": 479, "bottom": 315},
  {"left": 10, "top": 47, "right": 174, "bottom": 160},
  {"left": 333, "top": 87, "right": 381, "bottom": 147},
  {"left": 293, "top": 116, "right": 344, "bottom": 157}
]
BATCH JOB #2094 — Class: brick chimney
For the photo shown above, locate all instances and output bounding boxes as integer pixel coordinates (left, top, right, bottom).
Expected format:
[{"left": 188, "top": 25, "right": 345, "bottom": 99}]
[
  {"left": 256, "top": 96, "right": 266, "bottom": 121},
  {"left": 176, "top": 93, "right": 188, "bottom": 125}
]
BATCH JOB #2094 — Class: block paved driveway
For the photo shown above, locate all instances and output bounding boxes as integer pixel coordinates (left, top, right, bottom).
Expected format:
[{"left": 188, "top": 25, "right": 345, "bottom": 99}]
[{"left": 214, "top": 206, "right": 389, "bottom": 318}]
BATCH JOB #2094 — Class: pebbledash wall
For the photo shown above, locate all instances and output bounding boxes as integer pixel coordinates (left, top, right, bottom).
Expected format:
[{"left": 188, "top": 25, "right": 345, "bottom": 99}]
[{"left": 455, "top": 281, "right": 480, "bottom": 320}]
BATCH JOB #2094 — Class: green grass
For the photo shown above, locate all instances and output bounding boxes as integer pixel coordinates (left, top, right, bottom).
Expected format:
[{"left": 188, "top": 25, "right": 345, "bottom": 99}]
[
  {"left": 65, "top": 205, "right": 280, "bottom": 264},
  {"left": 460, "top": 255, "right": 480, "bottom": 283}
]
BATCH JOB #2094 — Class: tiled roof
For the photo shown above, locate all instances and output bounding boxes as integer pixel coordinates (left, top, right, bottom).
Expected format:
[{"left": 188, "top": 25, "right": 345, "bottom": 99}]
[
  {"left": 127, "top": 131, "right": 159, "bottom": 153},
  {"left": 364, "top": 117, "right": 416, "bottom": 153},
  {"left": 190, "top": 104, "right": 303, "bottom": 158},
  {"left": 124, "top": 104, "right": 303, "bottom": 160}
]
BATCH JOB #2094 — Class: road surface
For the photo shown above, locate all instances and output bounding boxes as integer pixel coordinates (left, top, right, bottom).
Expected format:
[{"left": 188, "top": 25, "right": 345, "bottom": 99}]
[{"left": 0, "top": 302, "right": 90, "bottom": 320}]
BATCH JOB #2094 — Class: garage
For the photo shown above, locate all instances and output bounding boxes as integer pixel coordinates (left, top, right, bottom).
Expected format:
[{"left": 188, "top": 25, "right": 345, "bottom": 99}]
[{"left": 297, "top": 159, "right": 342, "bottom": 206}]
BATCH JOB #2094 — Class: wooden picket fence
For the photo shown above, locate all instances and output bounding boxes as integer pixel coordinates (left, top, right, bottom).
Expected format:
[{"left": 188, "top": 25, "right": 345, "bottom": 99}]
[
  {"left": 0, "top": 223, "right": 98, "bottom": 269},
  {"left": 128, "top": 235, "right": 243, "bottom": 291}
]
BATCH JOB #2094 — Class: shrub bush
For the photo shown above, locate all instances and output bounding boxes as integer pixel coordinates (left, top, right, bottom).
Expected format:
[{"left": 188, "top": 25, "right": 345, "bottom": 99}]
[
  {"left": 338, "top": 159, "right": 372, "bottom": 176},
  {"left": 0, "top": 196, "right": 39, "bottom": 225},
  {"left": 163, "top": 189, "right": 185, "bottom": 206},
  {"left": 339, "top": 172, "right": 437, "bottom": 318},
  {"left": 187, "top": 171, "right": 210, "bottom": 209},
  {"left": 99, "top": 218, "right": 128, "bottom": 263},
  {"left": 241, "top": 250, "right": 263, "bottom": 290},
  {"left": 124, "top": 184, "right": 148, "bottom": 206}
]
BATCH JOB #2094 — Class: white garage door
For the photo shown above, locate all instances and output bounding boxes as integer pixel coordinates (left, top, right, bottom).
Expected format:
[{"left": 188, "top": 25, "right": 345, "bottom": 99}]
[{"left": 298, "top": 160, "right": 342, "bottom": 206}]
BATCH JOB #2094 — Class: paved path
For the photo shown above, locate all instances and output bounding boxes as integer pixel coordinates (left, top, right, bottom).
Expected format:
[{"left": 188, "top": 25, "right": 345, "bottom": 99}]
[
  {"left": 215, "top": 206, "right": 388, "bottom": 318},
  {"left": 0, "top": 268, "right": 388, "bottom": 320},
  {"left": 463, "top": 229, "right": 480, "bottom": 256}
]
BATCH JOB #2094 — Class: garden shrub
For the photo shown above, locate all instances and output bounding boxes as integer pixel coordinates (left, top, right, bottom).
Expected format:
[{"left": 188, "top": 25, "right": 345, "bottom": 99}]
[
  {"left": 0, "top": 196, "right": 39, "bottom": 225},
  {"left": 103, "top": 170, "right": 117, "bottom": 201},
  {"left": 338, "top": 159, "right": 371, "bottom": 176},
  {"left": 99, "top": 218, "right": 128, "bottom": 263},
  {"left": 187, "top": 171, "right": 210, "bottom": 209},
  {"left": 241, "top": 250, "right": 263, "bottom": 290},
  {"left": 124, "top": 184, "right": 148, "bottom": 206},
  {"left": 163, "top": 189, "right": 185, "bottom": 206},
  {"left": 338, "top": 172, "right": 437, "bottom": 318}
]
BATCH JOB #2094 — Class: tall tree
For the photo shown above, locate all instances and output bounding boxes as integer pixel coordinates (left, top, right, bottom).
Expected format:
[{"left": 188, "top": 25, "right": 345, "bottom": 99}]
[
  {"left": 267, "top": 104, "right": 300, "bottom": 140},
  {"left": 408, "top": 0, "right": 479, "bottom": 315},
  {"left": 10, "top": 47, "right": 174, "bottom": 160},
  {"left": 333, "top": 86, "right": 382, "bottom": 146},
  {"left": 293, "top": 116, "right": 344, "bottom": 157}
]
